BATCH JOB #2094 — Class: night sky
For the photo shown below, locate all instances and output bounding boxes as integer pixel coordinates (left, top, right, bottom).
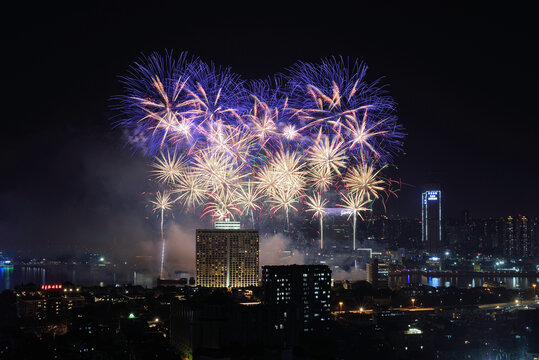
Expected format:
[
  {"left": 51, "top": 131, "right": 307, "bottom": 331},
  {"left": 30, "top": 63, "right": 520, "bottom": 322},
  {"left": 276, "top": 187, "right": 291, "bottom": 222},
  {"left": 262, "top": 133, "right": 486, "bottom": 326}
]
[{"left": 2, "top": 3, "right": 538, "bottom": 256}]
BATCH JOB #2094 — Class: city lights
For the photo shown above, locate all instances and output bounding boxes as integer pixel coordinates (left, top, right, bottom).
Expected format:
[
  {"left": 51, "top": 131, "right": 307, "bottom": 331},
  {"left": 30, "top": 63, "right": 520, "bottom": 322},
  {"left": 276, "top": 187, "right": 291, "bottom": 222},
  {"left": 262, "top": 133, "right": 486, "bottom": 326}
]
[{"left": 4, "top": 3, "right": 537, "bottom": 359}]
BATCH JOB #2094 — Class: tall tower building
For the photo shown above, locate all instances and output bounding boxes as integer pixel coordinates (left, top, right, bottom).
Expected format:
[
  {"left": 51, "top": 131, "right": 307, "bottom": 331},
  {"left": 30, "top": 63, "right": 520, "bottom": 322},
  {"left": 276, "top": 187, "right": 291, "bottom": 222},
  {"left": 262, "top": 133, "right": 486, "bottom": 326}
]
[
  {"left": 504, "top": 215, "right": 532, "bottom": 258},
  {"left": 503, "top": 216, "right": 516, "bottom": 257},
  {"left": 196, "top": 228, "right": 259, "bottom": 288},
  {"left": 421, "top": 187, "right": 442, "bottom": 253}
]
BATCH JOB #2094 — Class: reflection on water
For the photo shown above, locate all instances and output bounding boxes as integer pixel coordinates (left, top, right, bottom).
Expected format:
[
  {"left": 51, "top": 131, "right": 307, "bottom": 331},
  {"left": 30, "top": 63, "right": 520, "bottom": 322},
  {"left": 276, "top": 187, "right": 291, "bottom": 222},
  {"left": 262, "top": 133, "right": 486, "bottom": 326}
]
[
  {"left": 1, "top": 267, "right": 13, "bottom": 290},
  {"left": 390, "top": 273, "right": 538, "bottom": 289},
  {"left": 0, "top": 265, "right": 155, "bottom": 291},
  {"left": 430, "top": 277, "right": 440, "bottom": 287},
  {"left": 2, "top": 266, "right": 537, "bottom": 291}
]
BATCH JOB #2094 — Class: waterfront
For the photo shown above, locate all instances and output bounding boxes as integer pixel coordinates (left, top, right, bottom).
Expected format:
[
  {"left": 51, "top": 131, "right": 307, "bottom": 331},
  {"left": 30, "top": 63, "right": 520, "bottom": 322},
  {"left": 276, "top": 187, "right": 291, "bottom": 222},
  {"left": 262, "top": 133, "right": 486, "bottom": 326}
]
[
  {"left": 389, "top": 273, "right": 539, "bottom": 290},
  {"left": 0, "top": 265, "right": 154, "bottom": 291},
  {"left": 1, "top": 264, "right": 537, "bottom": 291}
]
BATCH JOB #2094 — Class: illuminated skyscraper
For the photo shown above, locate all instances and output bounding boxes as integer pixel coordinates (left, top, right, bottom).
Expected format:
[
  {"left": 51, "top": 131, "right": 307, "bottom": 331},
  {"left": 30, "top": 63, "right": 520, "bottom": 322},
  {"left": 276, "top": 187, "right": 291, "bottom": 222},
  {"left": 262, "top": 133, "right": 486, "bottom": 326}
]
[
  {"left": 421, "top": 187, "right": 442, "bottom": 253},
  {"left": 196, "top": 228, "right": 259, "bottom": 288},
  {"left": 504, "top": 215, "right": 533, "bottom": 258}
]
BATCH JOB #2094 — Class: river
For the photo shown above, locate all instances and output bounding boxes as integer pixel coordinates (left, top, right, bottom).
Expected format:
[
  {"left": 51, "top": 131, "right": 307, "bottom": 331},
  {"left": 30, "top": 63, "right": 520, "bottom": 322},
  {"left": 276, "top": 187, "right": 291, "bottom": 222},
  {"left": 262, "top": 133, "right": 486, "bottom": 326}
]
[
  {"left": 0, "top": 265, "right": 155, "bottom": 292},
  {"left": 1, "top": 265, "right": 537, "bottom": 291},
  {"left": 389, "top": 273, "right": 538, "bottom": 289}
]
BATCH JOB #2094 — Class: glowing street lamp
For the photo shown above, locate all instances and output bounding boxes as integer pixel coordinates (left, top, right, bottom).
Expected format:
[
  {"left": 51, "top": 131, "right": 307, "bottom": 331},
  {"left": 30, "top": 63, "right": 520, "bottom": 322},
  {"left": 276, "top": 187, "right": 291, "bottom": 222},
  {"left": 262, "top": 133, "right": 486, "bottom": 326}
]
[
  {"left": 339, "top": 301, "right": 343, "bottom": 312},
  {"left": 533, "top": 283, "right": 537, "bottom": 298},
  {"left": 411, "top": 298, "right": 416, "bottom": 308}
]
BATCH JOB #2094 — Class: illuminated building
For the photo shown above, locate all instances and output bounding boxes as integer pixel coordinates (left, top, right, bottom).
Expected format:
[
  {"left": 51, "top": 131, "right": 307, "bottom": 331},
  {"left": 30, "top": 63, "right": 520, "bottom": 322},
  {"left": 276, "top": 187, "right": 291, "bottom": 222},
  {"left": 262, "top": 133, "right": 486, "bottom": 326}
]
[
  {"left": 262, "top": 264, "right": 331, "bottom": 333},
  {"left": 17, "top": 284, "right": 85, "bottom": 320},
  {"left": 196, "top": 228, "right": 259, "bottom": 288},
  {"left": 366, "top": 258, "right": 389, "bottom": 289},
  {"left": 421, "top": 187, "right": 442, "bottom": 253},
  {"left": 214, "top": 220, "right": 241, "bottom": 230},
  {"left": 504, "top": 215, "right": 533, "bottom": 258}
]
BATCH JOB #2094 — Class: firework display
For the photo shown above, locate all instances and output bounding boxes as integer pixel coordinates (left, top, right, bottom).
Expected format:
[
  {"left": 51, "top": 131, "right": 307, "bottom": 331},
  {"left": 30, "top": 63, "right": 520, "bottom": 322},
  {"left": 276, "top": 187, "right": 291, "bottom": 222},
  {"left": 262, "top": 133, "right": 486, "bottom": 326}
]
[
  {"left": 149, "top": 191, "right": 174, "bottom": 279},
  {"left": 115, "top": 52, "right": 405, "bottom": 250}
]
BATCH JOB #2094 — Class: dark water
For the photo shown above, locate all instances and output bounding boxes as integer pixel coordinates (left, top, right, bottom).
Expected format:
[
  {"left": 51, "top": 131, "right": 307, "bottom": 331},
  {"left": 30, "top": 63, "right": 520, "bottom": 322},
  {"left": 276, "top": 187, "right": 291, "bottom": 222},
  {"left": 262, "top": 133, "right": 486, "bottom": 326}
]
[
  {"left": 389, "top": 273, "right": 538, "bottom": 290},
  {"left": 0, "top": 265, "right": 154, "bottom": 291},
  {"left": 2, "top": 265, "right": 537, "bottom": 291}
]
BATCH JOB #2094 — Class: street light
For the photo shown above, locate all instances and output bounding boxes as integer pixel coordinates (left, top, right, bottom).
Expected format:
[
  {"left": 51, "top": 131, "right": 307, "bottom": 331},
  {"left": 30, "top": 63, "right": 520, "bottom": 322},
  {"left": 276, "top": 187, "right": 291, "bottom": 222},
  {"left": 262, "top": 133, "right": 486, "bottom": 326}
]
[
  {"left": 411, "top": 298, "right": 416, "bottom": 308},
  {"left": 533, "top": 283, "right": 537, "bottom": 298},
  {"left": 339, "top": 301, "right": 343, "bottom": 312}
]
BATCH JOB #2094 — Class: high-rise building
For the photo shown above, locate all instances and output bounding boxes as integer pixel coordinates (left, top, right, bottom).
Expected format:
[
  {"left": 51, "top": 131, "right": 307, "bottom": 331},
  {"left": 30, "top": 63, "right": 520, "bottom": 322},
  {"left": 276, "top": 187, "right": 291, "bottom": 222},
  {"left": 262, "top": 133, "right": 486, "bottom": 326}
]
[
  {"left": 504, "top": 215, "right": 533, "bottom": 258},
  {"left": 196, "top": 229, "right": 259, "bottom": 288},
  {"left": 366, "top": 258, "right": 389, "bottom": 289},
  {"left": 262, "top": 265, "right": 331, "bottom": 333},
  {"left": 485, "top": 217, "right": 504, "bottom": 255},
  {"left": 421, "top": 187, "right": 442, "bottom": 253}
]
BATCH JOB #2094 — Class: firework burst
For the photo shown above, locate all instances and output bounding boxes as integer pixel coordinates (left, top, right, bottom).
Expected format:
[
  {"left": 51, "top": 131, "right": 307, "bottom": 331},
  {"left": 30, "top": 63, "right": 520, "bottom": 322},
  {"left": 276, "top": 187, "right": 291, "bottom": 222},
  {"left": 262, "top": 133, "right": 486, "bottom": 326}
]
[
  {"left": 151, "top": 151, "right": 186, "bottom": 184},
  {"left": 174, "top": 170, "right": 208, "bottom": 208},
  {"left": 202, "top": 190, "right": 241, "bottom": 221},
  {"left": 270, "top": 150, "right": 306, "bottom": 194},
  {"left": 269, "top": 187, "right": 300, "bottom": 230},
  {"left": 307, "top": 131, "right": 348, "bottom": 176},
  {"left": 192, "top": 150, "right": 246, "bottom": 193},
  {"left": 343, "top": 163, "right": 386, "bottom": 200},
  {"left": 115, "top": 52, "right": 406, "bottom": 269},
  {"left": 307, "top": 166, "right": 335, "bottom": 192},
  {"left": 237, "top": 181, "right": 263, "bottom": 226}
]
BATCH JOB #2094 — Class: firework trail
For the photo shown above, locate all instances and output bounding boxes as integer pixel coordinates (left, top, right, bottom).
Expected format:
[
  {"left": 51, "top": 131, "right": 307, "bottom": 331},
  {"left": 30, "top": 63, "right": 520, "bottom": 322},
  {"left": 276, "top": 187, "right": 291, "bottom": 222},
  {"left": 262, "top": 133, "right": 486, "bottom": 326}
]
[
  {"left": 338, "top": 192, "right": 371, "bottom": 250},
  {"left": 150, "top": 191, "right": 174, "bottom": 279},
  {"left": 115, "top": 52, "right": 405, "bottom": 261},
  {"left": 306, "top": 192, "right": 328, "bottom": 249}
]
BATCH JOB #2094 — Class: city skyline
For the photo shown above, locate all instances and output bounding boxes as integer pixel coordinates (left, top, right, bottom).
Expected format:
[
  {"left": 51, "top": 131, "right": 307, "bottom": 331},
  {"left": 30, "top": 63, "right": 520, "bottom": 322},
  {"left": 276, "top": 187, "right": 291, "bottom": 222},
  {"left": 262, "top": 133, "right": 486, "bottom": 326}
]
[
  {"left": 1, "top": 4, "right": 538, "bottom": 359},
  {"left": 2, "top": 3, "right": 538, "bottom": 256}
]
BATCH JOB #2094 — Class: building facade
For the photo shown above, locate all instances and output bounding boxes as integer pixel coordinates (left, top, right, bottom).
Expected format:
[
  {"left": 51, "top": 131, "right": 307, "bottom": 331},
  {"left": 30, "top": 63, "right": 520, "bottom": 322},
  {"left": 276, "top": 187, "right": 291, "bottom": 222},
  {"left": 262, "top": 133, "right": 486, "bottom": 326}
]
[
  {"left": 421, "top": 188, "right": 442, "bottom": 253},
  {"left": 196, "top": 229, "right": 259, "bottom": 288},
  {"left": 262, "top": 264, "right": 331, "bottom": 333},
  {"left": 366, "top": 258, "right": 389, "bottom": 289},
  {"left": 503, "top": 215, "right": 534, "bottom": 258}
]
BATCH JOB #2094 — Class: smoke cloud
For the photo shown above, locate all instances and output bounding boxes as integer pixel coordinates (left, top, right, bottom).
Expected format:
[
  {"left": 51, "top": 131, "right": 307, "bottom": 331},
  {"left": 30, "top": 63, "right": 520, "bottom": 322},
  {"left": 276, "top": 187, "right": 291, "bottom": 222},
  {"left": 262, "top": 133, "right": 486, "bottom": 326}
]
[
  {"left": 161, "top": 223, "right": 196, "bottom": 278},
  {"left": 259, "top": 233, "right": 304, "bottom": 266},
  {"left": 159, "top": 227, "right": 307, "bottom": 280},
  {"left": 331, "top": 267, "right": 366, "bottom": 281}
]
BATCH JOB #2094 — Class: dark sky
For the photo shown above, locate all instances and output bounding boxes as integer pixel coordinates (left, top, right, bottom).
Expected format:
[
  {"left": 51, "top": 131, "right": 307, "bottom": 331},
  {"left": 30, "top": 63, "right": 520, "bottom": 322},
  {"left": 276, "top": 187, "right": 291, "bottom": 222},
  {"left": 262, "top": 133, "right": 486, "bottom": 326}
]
[{"left": 2, "top": 2, "right": 538, "bottom": 256}]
